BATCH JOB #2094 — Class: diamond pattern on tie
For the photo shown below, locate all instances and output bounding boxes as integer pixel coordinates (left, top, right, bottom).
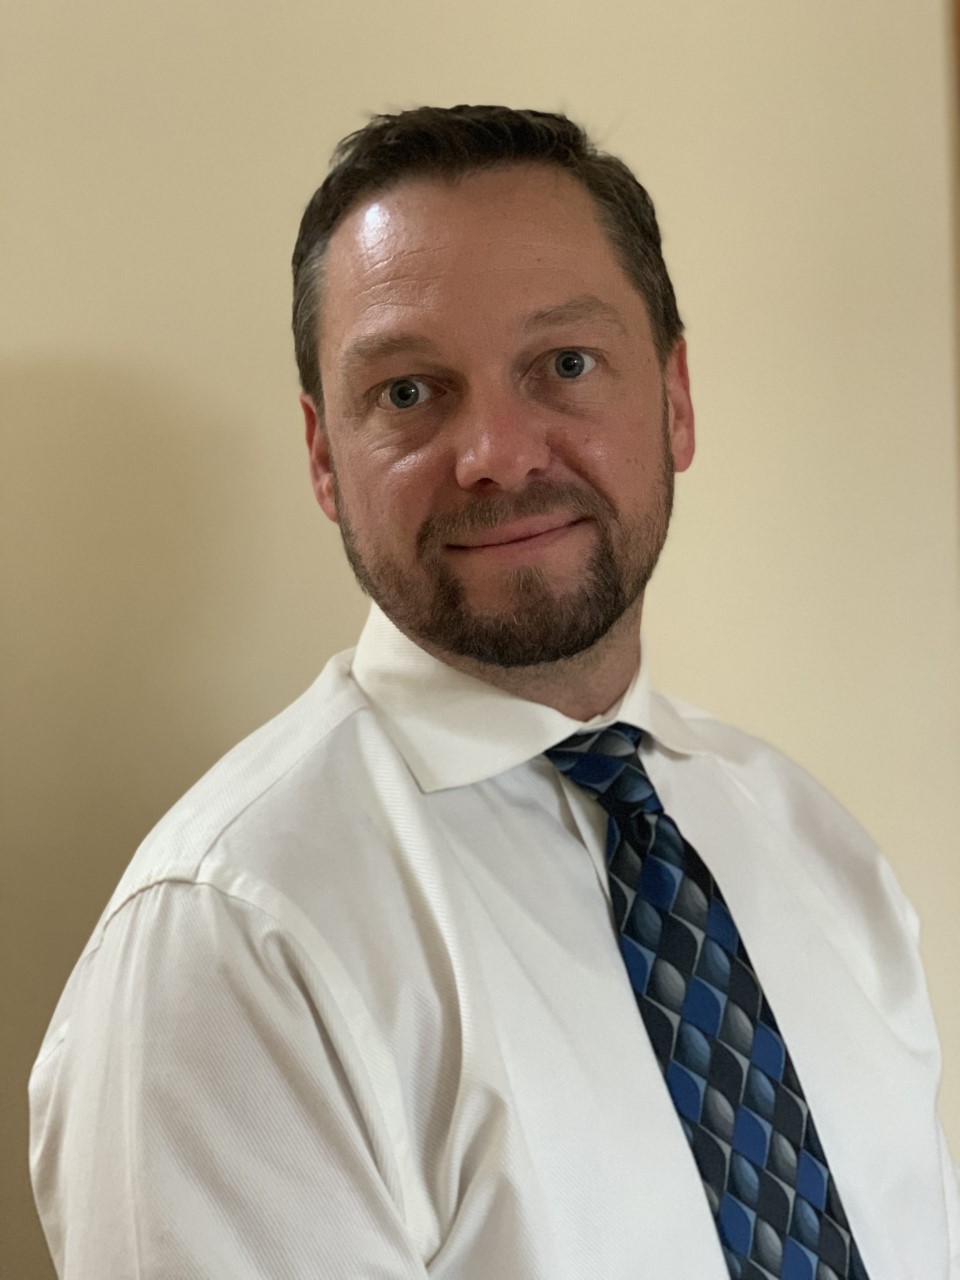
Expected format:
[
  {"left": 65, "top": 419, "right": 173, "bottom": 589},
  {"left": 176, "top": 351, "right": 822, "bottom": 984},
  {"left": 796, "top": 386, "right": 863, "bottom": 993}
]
[{"left": 546, "top": 724, "right": 869, "bottom": 1280}]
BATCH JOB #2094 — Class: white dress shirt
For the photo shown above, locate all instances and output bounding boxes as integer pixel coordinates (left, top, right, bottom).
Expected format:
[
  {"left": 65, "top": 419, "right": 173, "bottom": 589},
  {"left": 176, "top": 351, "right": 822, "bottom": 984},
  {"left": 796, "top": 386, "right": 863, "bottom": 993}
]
[{"left": 30, "top": 605, "right": 960, "bottom": 1278}]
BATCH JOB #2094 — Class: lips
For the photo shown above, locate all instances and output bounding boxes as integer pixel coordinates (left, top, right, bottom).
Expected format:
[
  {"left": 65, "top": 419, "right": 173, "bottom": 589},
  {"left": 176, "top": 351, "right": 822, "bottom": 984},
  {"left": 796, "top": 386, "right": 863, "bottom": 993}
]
[{"left": 447, "top": 514, "right": 584, "bottom": 550}]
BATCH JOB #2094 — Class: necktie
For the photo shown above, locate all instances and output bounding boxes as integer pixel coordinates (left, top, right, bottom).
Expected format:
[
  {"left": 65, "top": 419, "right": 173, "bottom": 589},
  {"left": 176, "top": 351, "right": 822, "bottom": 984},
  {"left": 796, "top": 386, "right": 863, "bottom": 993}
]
[{"left": 545, "top": 723, "right": 868, "bottom": 1280}]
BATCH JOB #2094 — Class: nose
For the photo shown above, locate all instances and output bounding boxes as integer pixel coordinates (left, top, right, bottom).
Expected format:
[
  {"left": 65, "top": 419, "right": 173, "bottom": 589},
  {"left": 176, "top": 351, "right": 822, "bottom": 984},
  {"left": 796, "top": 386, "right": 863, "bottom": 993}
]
[{"left": 452, "top": 390, "right": 552, "bottom": 492}]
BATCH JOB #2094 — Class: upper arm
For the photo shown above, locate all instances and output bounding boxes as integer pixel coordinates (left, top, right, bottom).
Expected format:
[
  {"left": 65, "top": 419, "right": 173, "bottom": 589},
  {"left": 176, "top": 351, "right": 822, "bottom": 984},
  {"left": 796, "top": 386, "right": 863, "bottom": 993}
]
[
  {"left": 29, "top": 880, "right": 429, "bottom": 1279},
  {"left": 938, "top": 1126, "right": 960, "bottom": 1277}
]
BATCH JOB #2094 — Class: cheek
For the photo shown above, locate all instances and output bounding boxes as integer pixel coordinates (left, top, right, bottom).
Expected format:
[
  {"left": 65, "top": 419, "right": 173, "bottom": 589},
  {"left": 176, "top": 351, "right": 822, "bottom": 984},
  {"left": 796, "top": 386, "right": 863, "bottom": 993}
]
[
  {"left": 558, "top": 414, "right": 646, "bottom": 482},
  {"left": 562, "top": 412, "right": 668, "bottom": 518},
  {"left": 339, "top": 446, "right": 439, "bottom": 540}
]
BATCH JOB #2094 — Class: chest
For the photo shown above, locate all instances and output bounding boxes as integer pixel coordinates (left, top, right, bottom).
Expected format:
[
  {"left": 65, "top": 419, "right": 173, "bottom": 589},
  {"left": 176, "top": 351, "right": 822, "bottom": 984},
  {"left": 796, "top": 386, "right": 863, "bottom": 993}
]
[{"left": 304, "top": 760, "right": 950, "bottom": 1278}]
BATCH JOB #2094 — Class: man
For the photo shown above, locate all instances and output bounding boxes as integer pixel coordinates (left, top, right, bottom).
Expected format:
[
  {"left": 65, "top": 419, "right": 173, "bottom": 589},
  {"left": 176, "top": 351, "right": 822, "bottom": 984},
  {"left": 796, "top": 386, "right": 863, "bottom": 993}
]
[{"left": 30, "top": 105, "right": 959, "bottom": 1277}]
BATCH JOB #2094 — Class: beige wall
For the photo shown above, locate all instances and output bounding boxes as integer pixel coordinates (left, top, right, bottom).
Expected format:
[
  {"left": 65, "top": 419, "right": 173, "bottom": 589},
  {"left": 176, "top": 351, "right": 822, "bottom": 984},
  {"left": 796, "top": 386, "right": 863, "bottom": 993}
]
[{"left": 3, "top": 0, "right": 958, "bottom": 1274}]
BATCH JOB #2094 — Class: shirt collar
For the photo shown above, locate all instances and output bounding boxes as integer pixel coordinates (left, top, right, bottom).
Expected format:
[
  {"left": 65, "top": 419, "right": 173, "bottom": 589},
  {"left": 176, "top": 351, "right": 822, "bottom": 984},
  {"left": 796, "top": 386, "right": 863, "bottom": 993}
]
[{"left": 350, "top": 604, "right": 707, "bottom": 792}]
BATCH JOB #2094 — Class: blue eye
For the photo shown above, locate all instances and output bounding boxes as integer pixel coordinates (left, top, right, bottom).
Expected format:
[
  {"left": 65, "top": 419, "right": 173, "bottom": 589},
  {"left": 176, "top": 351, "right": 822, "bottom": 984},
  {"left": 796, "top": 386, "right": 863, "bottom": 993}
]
[
  {"left": 553, "top": 350, "right": 596, "bottom": 379},
  {"left": 379, "top": 378, "right": 432, "bottom": 410}
]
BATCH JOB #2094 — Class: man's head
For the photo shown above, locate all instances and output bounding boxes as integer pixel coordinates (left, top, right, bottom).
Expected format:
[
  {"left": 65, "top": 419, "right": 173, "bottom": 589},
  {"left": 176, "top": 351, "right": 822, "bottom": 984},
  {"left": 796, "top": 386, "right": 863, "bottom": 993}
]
[
  {"left": 293, "top": 106, "right": 694, "bottom": 672},
  {"left": 293, "top": 106, "right": 684, "bottom": 408}
]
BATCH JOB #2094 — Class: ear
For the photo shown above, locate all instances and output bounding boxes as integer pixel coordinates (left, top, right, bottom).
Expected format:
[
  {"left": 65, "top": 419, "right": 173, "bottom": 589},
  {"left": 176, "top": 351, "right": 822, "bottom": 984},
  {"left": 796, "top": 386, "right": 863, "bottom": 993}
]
[
  {"left": 663, "top": 338, "right": 695, "bottom": 473},
  {"left": 301, "top": 392, "right": 339, "bottom": 523}
]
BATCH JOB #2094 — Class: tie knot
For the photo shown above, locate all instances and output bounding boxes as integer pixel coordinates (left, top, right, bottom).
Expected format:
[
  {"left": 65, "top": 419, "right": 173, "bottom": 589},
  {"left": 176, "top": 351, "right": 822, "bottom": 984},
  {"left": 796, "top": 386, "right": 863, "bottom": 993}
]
[{"left": 544, "top": 722, "right": 664, "bottom": 817}]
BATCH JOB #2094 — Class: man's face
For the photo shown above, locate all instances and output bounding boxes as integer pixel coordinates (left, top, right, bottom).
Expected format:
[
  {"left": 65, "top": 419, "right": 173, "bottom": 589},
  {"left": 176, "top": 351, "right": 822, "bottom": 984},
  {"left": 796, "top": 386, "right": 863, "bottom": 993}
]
[{"left": 302, "top": 164, "right": 694, "bottom": 667}]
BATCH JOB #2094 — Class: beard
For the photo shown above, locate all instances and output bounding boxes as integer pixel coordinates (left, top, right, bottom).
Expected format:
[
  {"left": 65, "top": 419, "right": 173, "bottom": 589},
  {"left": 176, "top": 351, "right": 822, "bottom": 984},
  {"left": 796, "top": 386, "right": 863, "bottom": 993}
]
[{"left": 332, "top": 416, "right": 675, "bottom": 669}]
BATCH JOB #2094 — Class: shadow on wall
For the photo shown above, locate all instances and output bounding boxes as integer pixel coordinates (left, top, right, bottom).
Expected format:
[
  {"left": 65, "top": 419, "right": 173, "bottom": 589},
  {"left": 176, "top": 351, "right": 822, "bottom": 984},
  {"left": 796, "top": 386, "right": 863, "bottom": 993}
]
[{"left": 1, "top": 356, "right": 358, "bottom": 1279}]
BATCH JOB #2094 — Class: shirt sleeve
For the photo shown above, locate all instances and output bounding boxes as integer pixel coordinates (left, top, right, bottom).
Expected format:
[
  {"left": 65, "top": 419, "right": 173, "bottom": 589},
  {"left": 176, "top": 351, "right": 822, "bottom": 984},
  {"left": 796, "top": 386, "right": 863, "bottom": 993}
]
[
  {"left": 938, "top": 1127, "right": 960, "bottom": 1277},
  {"left": 29, "top": 880, "right": 431, "bottom": 1279}
]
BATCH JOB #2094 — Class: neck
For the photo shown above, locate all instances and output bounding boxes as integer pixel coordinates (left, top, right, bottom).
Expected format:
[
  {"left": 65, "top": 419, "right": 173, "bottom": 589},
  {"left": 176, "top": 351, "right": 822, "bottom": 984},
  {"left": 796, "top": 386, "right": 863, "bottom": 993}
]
[{"left": 418, "top": 602, "right": 644, "bottom": 721}]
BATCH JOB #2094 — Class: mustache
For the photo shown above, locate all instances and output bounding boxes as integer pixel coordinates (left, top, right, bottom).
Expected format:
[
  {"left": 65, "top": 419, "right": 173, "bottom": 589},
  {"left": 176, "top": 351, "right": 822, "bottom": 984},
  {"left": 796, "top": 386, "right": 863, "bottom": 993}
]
[{"left": 416, "top": 481, "right": 616, "bottom": 558}]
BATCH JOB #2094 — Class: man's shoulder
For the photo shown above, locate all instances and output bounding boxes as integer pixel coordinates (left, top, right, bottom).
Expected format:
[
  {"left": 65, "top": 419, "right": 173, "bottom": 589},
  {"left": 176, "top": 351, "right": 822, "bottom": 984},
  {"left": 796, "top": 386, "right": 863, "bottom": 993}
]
[
  {"left": 651, "top": 687, "right": 920, "bottom": 937},
  {"left": 652, "top": 687, "right": 863, "bottom": 821},
  {"left": 93, "top": 647, "right": 399, "bottom": 938},
  {"left": 652, "top": 686, "right": 852, "bottom": 809}
]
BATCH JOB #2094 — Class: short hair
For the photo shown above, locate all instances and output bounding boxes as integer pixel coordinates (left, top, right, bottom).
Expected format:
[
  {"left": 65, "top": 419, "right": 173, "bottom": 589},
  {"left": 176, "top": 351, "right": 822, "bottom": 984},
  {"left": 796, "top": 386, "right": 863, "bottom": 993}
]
[{"left": 291, "top": 104, "right": 683, "bottom": 405}]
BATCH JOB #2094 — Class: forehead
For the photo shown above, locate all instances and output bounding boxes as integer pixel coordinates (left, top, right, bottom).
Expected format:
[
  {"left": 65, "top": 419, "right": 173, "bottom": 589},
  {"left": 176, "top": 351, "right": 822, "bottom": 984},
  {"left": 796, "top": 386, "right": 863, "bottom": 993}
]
[
  {"left": 318, "top": 165, "right": 648, "bottom": 366},
  {"left": 330, "top": 163, "right": 614, "bottom": 262}
]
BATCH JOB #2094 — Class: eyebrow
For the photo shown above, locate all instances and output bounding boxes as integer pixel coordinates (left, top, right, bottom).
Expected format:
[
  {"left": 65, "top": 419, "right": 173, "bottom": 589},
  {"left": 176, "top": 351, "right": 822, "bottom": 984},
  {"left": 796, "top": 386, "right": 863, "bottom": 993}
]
[
  {"left": 520, "top": 294, "right": 629, "bottom": 336},
  {"left": 336, "top": 293, "right": 628, "bottom": 382},
  {"left": 337, "top": 331, "right": 445, "bottom": 382}
]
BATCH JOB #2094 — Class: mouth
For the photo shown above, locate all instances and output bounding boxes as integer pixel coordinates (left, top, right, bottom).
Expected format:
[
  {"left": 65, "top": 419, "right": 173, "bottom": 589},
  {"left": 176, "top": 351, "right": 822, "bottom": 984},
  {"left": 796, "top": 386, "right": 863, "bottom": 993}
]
[{"left": 446, "top": 514, "right": 587, "bottom": 552}]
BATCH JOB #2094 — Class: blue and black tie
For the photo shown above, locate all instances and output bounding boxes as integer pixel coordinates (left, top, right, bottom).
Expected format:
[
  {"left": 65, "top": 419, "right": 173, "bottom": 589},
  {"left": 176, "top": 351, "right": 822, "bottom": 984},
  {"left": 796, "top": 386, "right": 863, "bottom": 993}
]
[{"left": 545, "top": 723, "right": 868, "bottom": 1280}]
